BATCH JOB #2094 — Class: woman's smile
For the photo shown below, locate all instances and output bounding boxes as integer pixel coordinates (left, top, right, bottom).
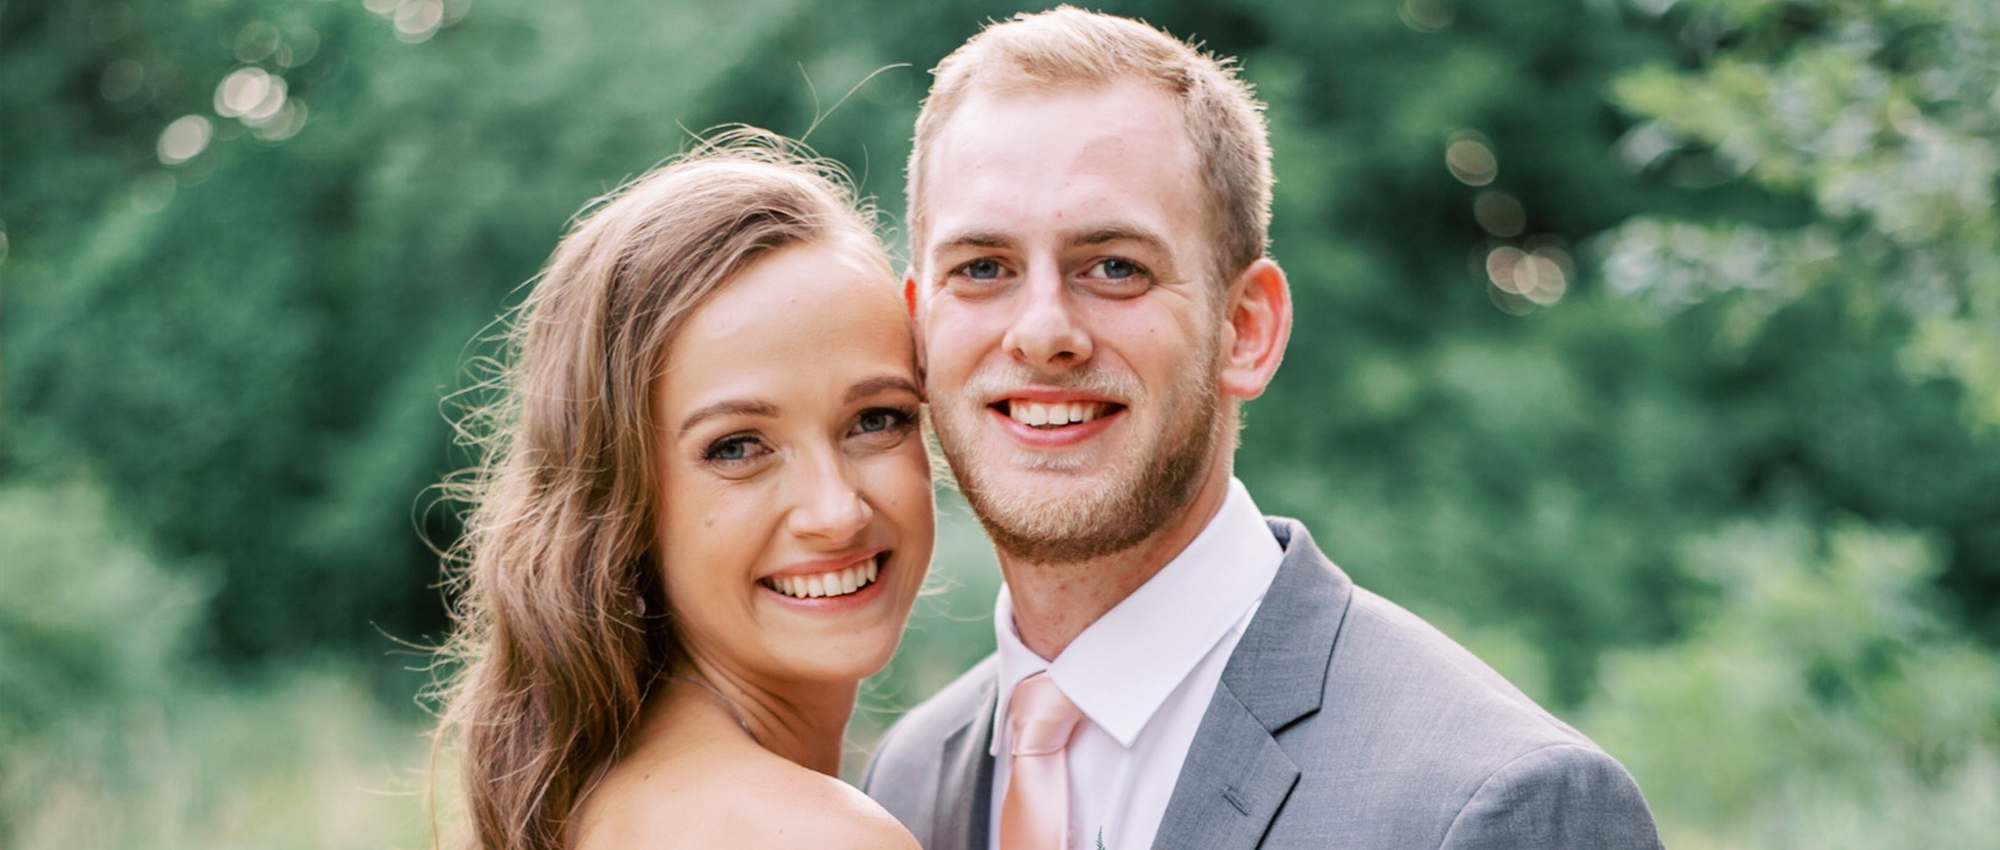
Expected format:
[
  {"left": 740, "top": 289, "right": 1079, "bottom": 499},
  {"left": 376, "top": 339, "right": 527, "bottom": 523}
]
[{"left": 761, "top": 550, "right": 886, "bottom": 600}]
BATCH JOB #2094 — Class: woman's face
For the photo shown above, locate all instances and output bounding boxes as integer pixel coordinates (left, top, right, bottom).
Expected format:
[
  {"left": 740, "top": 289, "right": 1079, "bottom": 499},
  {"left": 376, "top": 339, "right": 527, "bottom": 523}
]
[{"left": 653, "top": 238, "right": 934, "bottom": 687}]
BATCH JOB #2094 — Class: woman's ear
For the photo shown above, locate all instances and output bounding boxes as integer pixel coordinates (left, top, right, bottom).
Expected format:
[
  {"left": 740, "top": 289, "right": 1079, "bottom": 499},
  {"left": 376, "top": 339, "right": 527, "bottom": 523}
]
[{"left": 1217, "top": 258, "right": 1292, "bottom": 401}]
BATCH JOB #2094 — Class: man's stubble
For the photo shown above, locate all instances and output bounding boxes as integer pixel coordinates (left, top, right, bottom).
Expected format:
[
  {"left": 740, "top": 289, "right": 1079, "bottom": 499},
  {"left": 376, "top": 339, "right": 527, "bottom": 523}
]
[{"left": 931, "top": 327, "right": 1226, "bottom": 566}]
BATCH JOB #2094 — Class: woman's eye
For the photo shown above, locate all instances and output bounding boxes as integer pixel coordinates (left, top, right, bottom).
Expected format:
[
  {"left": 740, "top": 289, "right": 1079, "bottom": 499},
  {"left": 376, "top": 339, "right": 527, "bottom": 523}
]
[
  {"left": 703, "top": 434, "right": 767, "bottom": 464},
  {"left": 851, "top": 407, "right": 915, "bottom": 438},
  {"left": 857, "top": 411, "right": 894, "bottom": 433}
]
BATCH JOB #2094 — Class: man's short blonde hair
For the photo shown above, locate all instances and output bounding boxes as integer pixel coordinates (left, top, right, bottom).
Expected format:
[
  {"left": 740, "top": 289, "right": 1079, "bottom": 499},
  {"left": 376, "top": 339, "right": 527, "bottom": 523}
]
[{"left": 907, "top": 6, "right": 1273, "bottom": 284}]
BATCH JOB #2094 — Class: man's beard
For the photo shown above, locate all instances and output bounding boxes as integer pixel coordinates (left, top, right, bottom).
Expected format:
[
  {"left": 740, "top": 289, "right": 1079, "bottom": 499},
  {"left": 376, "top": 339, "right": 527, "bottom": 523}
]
[{"left": 932, "top": 338, "right": 1223, "bottom": 566}]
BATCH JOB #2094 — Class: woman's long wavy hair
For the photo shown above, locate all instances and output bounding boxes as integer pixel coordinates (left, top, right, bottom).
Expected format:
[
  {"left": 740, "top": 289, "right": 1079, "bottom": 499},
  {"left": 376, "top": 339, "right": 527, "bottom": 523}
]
[{"left": 432, "top": 130, "right": 880, "bottom": 850}]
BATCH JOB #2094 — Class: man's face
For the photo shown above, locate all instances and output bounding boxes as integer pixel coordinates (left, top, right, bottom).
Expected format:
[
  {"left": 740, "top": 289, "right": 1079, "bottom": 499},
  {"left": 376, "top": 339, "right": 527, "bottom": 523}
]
[{"left": 912, "top": 79, "right": 1227, "bottom": 564}]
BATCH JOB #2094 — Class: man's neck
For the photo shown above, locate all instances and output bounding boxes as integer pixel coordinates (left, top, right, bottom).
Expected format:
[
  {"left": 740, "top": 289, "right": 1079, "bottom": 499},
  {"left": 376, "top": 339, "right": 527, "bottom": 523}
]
[{"left": 998, "top": 468, "right": 1235, "bottom": 660}]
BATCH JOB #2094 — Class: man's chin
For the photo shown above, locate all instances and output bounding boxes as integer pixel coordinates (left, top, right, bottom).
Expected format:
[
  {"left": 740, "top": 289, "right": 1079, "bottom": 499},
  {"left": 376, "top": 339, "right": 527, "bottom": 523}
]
[
  {"left": 958, "top": 468, "right": 1150, "bottom": 559},
  {"left": 956, "top": 440, "right": 1129, "bottom": 492},
  {"left": 992, "top": 450, "right": 1100, "bottom": 476}
]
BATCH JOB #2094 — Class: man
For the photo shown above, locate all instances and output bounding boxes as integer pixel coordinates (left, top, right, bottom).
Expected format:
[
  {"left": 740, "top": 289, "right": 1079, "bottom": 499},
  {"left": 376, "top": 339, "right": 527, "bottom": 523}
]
[{"left": 862, "top": 8, "right": 1664, "bottom": 850}]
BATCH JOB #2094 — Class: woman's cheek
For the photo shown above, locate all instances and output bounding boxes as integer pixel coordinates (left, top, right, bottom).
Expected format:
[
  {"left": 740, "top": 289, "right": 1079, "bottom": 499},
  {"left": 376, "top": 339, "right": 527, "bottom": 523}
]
[{"left": 869, "top": 444, "right": 932, "bottom": 508}]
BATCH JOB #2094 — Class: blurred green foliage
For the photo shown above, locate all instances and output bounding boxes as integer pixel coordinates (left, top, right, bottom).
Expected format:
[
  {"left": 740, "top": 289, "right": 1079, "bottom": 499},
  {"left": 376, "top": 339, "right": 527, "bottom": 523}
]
[
  {"left": 0, "top": 476, "right": 436, "bottom": 848},
  {"left": 1585, "top": 519, "right": 2000, "bottom": 846},
  {"left": 1, "top": 479, "right": 206, "bottom": 743},
  {"left": 5, "top": 0, "right": 1997, "bottom": 845},
  {"left": 1605, "top": 0, "right": 2000, "bottom": 424}
]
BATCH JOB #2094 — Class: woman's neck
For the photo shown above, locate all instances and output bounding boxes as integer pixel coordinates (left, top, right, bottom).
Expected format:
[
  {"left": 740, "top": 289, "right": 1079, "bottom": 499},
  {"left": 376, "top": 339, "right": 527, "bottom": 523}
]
[{"left": 666, "top": 659, "right": 857, "bottom": 776}]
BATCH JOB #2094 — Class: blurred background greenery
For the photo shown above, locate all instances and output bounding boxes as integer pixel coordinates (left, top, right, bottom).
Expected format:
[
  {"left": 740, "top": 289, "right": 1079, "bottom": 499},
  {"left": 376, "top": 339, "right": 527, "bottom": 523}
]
[{"left": 5, "top": 0, "right": 1998, "bottom": 846}]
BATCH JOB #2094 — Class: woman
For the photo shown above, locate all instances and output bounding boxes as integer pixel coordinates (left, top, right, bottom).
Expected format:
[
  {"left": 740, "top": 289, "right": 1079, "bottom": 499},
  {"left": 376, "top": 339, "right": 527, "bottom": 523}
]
[{"left": 435, "top": 131, "right": 929, "bottom": 850}]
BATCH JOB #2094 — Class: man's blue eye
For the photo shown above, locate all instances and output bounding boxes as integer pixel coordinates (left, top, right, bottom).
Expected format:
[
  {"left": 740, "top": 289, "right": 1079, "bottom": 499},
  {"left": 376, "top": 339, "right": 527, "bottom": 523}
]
[
  {"left": 1100, "top": 258, "right": 1138, "bottom": 279},
  {"left": 965, "top": 259, "right": 1001, "bottom": 279}
]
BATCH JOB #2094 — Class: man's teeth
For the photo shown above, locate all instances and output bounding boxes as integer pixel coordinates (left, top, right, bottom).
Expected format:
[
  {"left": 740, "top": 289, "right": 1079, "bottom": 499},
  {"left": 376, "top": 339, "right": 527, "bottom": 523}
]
[
  {"left": 765, "top": 558, "right": 881, "bottom": 599},
  {"left": 1005, "top": 400, "right": 1106, "bottom": 428}
]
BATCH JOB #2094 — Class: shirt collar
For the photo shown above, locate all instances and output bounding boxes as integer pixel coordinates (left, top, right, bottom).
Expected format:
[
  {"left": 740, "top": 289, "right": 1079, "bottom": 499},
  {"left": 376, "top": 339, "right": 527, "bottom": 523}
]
[{"left": 991, "top": 478, "right": 1283, "bottom": 751}]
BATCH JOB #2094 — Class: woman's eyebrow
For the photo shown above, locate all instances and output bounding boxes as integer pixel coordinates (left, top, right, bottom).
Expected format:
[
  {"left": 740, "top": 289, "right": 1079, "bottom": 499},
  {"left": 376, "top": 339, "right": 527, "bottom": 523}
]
[
  {"left": 678, "top": 399, "right": 778, "bottom": 437},
  {"left": 846, "top": 375, "right": 922, "bottom": 403}
]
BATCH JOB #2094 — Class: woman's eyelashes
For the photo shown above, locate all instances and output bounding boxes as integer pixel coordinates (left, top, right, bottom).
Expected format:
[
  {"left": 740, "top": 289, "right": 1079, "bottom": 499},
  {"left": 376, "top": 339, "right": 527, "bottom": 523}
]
[
  {"left": 698, "top": 406, "right": 917, "bottom": 470},
  {"left": 850, "top": 406, "right": 919, "bottom": 441},
  {"left": 702, "top": 432, "right": 771, "bottom": 467}
]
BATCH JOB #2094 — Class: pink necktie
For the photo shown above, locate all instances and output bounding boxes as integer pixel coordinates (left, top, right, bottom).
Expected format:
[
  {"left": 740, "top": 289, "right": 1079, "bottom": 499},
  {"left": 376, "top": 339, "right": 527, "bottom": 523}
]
[{"left": 1000, "top": 672, "right": 1085, "bottom": 850}]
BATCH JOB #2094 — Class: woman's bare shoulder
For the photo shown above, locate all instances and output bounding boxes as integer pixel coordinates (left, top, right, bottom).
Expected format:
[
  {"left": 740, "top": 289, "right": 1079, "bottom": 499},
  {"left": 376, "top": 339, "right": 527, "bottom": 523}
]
[{"left": 571, "top": 748, "right": 918, "bottom": 850}]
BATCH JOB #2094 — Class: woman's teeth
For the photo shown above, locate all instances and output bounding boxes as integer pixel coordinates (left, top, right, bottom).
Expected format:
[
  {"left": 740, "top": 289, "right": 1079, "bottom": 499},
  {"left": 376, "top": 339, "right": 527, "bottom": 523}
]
[
  {"left": 765, "top": 557, "right": 881, "bottom": 599},
  {"left": 1005, "top": 400, "right": 1107, "bottom": 428}
]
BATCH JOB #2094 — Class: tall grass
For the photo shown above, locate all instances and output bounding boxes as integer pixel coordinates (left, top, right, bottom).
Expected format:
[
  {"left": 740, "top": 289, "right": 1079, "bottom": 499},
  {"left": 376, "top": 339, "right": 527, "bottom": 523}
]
[{"left": 0, "top": 478, "right": 446, "bottom": 849}]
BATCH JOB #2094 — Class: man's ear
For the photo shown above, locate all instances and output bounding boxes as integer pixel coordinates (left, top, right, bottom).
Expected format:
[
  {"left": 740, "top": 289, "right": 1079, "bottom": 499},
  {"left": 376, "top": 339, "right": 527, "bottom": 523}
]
[
  {"left": 902, "top": 270, "right": 928, "bottom": 377},
  {"left": 902, "top": 272, "right": 921, "bottom": 320},
  {"left": 1217, "top": 258, "right": 1292, "bottom": 401}
]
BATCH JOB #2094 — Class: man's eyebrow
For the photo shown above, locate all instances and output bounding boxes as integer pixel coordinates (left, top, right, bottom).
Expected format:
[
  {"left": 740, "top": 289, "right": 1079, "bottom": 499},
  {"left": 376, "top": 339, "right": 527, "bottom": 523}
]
[
  {"left": 678, "top": 399, "right": 778, "bottom": 438},
  {"left": 933, "top": 230, "right": 1015, "bottom": 253},
  {"left": 846, "top": 375, "right": 923, "bottom": 404},
  {"left": 1065, "top": 227, "right": 1170, "bottom": 254}
]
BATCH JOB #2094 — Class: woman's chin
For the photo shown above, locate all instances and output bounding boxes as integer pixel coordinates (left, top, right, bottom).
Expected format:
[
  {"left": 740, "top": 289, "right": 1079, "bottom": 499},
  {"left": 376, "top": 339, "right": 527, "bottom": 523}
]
[{"left": 767, "top": 641, "right": 900, "bottom": 686}]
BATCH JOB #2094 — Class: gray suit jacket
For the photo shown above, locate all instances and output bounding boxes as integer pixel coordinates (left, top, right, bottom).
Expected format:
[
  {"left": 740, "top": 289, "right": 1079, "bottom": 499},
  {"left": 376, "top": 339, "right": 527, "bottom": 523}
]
[{"left": 861, "top": 518, "right": 1663, "bottom": 850}]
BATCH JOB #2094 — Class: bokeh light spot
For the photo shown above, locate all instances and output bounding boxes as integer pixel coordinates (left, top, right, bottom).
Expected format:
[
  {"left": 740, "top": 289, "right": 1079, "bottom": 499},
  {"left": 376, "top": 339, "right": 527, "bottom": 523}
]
[
  {"left": 253, "top": 100, "right": 309, "bottom": 141},
  {"left": 1486, "top": 246, "right": 1527, "bottom": 292},
  {"left": 395, "top": 0, "right": 445, "bottom": 42},
  {"left": 235, "top": 22, "right": 282, "bottom": 64},
  {"left": 157, "top": 115, "right": 213, "bottom": 165},
  {"left": 240, "top": 76, "right": 290, "bottom": 123},
  {"left": 1484, "top": 242, "right": 1571, "bottom": 308},
  {"left": 1488, "top": 285, "right": 1533, "bottom": 316},
  {"left": 1517, "top": 253, "right": 1568, "bottom": 305},
  {"left": 1446, "top": 131, "right": 1497, "bottom": 186},
  {"left": 287, "top": 25, "right": 321, "bottom": 67},
  {"left": 100, "top": 59, "right": 145, "bottom": 102},
  {"left": 215, "top": 67, "right": 273, "bottom": 118},
  {"left": 1399, "top": 0, "right": 1454, "bottom": 32},
  {"left": 1475, "top": 190, "right": 1526, "bottom": 237}
]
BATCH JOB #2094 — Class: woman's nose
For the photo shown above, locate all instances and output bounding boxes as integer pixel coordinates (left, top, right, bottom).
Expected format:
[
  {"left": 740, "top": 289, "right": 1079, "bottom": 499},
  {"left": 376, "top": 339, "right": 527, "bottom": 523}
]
[{"left": 786, "top": 450, "right": 873, "bottom": 543}]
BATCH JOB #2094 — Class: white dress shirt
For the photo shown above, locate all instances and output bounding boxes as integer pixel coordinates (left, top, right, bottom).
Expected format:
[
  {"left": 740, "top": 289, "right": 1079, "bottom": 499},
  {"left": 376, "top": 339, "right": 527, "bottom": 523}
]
[{"left": 987, "top": 478, "right": 1285, "bottom": 850}]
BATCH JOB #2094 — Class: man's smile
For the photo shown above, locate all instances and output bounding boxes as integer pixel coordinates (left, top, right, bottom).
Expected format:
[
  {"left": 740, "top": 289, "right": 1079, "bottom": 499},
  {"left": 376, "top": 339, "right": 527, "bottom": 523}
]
[{"left": 997, "top": 399, "right": 1121, "bottom": 428}]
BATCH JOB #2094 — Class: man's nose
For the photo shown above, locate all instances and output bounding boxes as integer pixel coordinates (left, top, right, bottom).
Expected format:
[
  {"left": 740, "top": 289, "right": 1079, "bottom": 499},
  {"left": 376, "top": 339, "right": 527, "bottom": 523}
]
[
  {"left": 1002, "top": 261, "right": 1092, "bottom": 369},
  {"left": 786, "top": 448, "right": 872, "bottom": 543}
]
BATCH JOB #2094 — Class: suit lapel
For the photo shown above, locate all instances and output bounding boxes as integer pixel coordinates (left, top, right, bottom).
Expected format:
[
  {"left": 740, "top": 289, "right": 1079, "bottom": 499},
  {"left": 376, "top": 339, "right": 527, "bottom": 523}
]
[
  {"left": 1154, "top": 519, "right": 1353, "bottom": 850},
  {"left": 933, "top": 677, "right": 998, "bottom": 850},
  {"left": 1152, "top": 684, "right": 1300, "bottom": 850}
]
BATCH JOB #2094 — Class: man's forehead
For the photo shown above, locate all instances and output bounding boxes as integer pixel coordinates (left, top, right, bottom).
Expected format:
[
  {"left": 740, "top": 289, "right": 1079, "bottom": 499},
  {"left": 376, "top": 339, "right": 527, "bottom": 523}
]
[
  {"left": 918, "top": 82, "right": 1202, "bottom": 243},
  {"left": 928, "top": 80, "right": 1190, "bottom": 163}
]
